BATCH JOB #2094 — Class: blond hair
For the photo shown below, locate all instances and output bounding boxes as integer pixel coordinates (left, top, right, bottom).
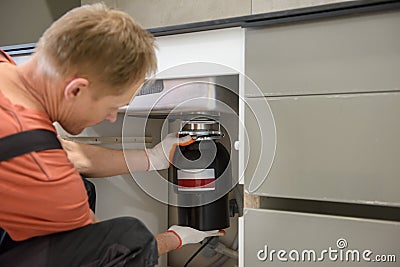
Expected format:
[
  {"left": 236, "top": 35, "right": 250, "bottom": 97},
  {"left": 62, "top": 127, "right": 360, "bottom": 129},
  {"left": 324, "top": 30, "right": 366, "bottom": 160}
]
[{"left": 36, "top": 3, "right": 157, "bottom": 95}]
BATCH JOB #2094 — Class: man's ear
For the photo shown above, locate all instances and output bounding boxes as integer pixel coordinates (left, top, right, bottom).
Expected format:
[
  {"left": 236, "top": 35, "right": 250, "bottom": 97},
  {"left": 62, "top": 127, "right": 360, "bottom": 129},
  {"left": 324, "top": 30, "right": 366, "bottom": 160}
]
[{"left": 64, "top": 78, "right": 90, "bottom": 101}]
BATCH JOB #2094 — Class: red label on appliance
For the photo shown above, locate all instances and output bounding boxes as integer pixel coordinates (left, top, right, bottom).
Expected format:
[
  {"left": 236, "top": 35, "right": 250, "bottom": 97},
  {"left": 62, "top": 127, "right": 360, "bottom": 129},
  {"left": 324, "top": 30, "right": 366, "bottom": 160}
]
[{"left": 177, "top": 169, "right": 215, "bottom": 191}]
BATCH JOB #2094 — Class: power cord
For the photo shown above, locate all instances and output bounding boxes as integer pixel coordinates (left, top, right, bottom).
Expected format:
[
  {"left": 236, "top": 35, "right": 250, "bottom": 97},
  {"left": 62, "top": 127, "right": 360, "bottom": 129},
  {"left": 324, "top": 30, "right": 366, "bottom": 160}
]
[{"left": 183, "top": 236, "right": 217, "bottom": 267}]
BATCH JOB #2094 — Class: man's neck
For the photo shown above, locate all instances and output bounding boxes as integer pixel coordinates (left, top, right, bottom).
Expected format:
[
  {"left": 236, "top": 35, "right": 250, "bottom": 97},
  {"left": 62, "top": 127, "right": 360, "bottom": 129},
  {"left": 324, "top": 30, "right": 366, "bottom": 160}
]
[{"left": 15, "top": 56, "right": 63, "bottom": 122}]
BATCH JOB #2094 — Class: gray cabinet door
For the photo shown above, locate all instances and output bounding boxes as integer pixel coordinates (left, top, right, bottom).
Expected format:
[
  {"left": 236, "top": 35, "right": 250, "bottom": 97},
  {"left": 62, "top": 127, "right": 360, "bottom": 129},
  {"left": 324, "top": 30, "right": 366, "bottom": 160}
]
[
  {"left": 244, "top": 92, "right": 400, "bottom": 206},
  {"left": 244, "top": 208, "right": 400, "bottom": 266},
  {"left": 245, "top": 9, "right": 400, "bottom": 97}
]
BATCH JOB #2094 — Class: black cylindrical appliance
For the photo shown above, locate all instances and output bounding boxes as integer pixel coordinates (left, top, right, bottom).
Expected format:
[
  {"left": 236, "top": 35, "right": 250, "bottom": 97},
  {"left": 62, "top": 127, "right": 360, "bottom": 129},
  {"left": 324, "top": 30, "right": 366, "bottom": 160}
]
[{"left": 172, "top": 119, "right": 231, "bottom": 231}]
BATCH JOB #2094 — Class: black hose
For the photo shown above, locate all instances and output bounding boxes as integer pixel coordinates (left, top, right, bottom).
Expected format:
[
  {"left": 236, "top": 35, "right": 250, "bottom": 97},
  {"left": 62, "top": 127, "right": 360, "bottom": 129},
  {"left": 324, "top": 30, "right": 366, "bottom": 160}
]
[{"left": 183, "top": 236, "right": 217, "bottom": 267}]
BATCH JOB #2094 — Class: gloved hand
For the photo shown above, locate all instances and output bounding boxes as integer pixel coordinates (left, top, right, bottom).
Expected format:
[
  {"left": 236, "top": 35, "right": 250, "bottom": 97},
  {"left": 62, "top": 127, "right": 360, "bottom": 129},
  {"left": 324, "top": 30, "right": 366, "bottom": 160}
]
[
  {"left": 167, "top": 225, "right": 225, "bottom": 249},
  {"left": 145, "top": 133, "right": 194, "bottom": 171}
]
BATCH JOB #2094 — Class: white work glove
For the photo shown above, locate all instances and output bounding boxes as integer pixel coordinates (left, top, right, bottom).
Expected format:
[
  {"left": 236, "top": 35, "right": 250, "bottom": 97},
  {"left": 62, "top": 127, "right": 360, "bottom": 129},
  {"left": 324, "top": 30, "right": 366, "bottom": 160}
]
[
  {"left": 145, "top": 133, "right": 194, "bottom": 171},
  {"left": 167, "top": 225, "right": 225, "bottom": 249}
]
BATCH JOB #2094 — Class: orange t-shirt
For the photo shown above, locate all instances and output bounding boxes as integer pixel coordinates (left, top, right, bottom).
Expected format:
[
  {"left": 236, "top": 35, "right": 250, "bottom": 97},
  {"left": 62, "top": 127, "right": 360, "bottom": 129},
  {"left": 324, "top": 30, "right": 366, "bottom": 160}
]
[{"left": 0, "top": 50, "right": 92, "bottom": 241}]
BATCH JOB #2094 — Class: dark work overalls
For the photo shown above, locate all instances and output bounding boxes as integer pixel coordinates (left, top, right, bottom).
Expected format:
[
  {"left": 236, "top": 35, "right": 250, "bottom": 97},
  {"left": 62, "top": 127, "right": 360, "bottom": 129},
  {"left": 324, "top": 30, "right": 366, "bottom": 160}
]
[{"left": 0, "top": 129, "right": 158, "bottom": 267}]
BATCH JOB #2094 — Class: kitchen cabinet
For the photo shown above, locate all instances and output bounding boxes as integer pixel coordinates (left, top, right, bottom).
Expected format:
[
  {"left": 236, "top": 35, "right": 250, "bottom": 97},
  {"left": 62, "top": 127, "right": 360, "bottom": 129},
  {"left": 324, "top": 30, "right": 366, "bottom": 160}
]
[
  {"left": 243, "top": 8, "right": 400, "bottom": 204},
  {"left": 242, "top": 6, "right": 400, "bottom": 267},
  {"left": 244, "top": 93, "right": 400, "bottom": 205},
  {"left": 243, "top": 208, "right": 400, "bottom": 266},
  {"left": 244, "top": 9, "right": 400, "bottom": 97}
]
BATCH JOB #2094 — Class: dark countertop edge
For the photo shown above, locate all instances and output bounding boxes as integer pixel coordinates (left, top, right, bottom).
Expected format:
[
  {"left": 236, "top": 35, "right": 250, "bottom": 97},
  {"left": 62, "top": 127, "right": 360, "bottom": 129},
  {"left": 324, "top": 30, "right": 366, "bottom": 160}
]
[{"left": 1, "top": 0, "right": 399, "bottom": 53}]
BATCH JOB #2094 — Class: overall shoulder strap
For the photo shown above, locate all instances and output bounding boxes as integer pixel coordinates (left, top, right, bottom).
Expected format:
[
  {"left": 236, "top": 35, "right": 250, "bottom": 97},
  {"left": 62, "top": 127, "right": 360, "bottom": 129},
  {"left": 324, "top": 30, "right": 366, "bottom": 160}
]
[
  {"left": 0, "top": 129, "right": 62, "bottom": 247},
  {"left": 0, "top": 129, "right": 62, "bottom": 162}
]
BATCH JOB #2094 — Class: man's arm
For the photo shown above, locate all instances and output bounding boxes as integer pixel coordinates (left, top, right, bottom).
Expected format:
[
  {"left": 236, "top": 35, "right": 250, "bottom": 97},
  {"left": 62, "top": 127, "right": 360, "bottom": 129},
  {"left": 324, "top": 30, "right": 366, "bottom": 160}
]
[
  {"left": 60, "top": 134, "right": 194, "bottom": 177},
  {"left": 60, "top": 138, "right": 148, "bottom": 178},
  {"left": 155, "top": 232, "right": 181, "bottom": 255}
]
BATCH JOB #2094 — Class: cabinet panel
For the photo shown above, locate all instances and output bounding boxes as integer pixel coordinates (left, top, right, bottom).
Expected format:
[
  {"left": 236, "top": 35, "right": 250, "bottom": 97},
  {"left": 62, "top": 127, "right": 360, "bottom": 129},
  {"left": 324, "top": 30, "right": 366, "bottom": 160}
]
[
  {"left": 244, "top": 93, "right": 400, "bottom": 206},
  {"left": 242, "top": 97, "right": 276, "bottom": 193},
  {"left": 244, "top": 208, "right": 400, "bottom": 266},
  {"left": 245, "top": 10, "right": 400, "bottom": 97},
  {"left": 115, "top": 0, "right": 251, "bottom": 29}
]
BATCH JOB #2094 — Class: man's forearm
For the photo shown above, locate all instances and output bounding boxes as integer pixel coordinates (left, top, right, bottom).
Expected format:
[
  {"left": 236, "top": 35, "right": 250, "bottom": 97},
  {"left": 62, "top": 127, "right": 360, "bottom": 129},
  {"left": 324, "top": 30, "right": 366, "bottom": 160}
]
[
  {"left": 60, "top": 139, "right": 148, "bottom": 177},
  {"left": 155, "top": 232, "right": 180, "bottom": 256}
]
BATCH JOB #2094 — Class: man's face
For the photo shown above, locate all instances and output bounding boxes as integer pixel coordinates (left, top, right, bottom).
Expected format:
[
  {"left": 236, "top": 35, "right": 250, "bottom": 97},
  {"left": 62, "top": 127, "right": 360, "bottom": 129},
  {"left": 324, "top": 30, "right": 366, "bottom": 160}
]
[{"left": 61, "top": 79, "right": 143, "bottom": 135}]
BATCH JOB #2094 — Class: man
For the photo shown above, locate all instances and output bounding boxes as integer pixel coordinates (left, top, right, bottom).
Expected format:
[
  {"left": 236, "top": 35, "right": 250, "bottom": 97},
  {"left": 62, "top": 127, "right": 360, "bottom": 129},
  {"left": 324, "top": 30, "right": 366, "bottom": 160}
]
[{"left": 0, "top": 4, "right": 222, "bottom": 266}]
